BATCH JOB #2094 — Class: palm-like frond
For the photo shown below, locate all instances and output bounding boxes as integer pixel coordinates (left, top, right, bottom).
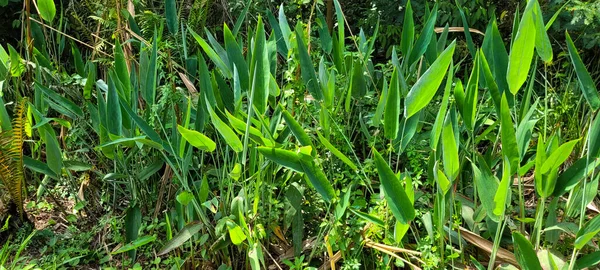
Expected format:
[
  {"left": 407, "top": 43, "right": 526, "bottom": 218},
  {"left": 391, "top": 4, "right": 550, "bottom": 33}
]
[{"left": 0, "top": 98, "right": 27, "bottom": 219}]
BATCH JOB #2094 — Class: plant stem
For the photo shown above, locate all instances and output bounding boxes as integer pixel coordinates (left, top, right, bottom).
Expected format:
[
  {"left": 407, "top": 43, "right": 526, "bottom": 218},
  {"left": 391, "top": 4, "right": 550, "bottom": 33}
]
[
  {"left": 534, "top": 197, "right": 545, "bottom": 250},
  {"left": 488, "top": 216, "right": 506, "bottom": 270}
]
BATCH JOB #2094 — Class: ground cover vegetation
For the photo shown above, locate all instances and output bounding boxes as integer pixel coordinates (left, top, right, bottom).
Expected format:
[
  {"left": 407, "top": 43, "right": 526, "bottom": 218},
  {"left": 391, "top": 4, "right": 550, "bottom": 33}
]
[{"left": 0, "top": 0, "right": 600, "bottom": 269}]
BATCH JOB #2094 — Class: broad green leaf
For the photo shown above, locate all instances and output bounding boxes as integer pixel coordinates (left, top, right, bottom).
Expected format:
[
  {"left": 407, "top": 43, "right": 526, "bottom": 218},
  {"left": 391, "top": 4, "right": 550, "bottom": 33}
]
[
  {"left": 158, "top": 222, "right": 203, "bottom": 255},
  {"left": 482, "top": 19, "right": 509, "bottom": 96},
  {"left": 575, "top": 250, "right": 600, "bottom": 269},
  {"left": 430, "top": 62, "right": 453, "bottom": 151},
  {"left": 295, "top": 26, "right": 323, "bottom": 100},
  {"left": 250, "top": 17, "right": 270, "bottom": 114},
  {"left": 141, "top": 32, "right": 158, "bottom": 105},
  {"left": 407, "top": 6, "right": 437, "bottom": 66},
  {"left": 37, "top": 0, "right": 56, "bottom": 23},
  {"left": 227, "top": 221, "right": 247, "bottom": 245},
  {"left": 372, "top": 148, "right": 415, "bottom": 224},
  {"left": 189, "top": 28, "right": 232, "bottom": 78},
  {"left": 226, "top": 111, "right": 270, "bottom": 146},
  {"left": 316, "top": 131, "right": 358, "bottom": 171},
  {"left": 472, "top": 156, "right": 500, "bottom": 222},
  {"left": 71, "top": 43, "right": 84, "bottom": 76},
  {"left": 112, "top": 235, "right": 156, "bottom": 255},
  {"left": 177, "top": 125, "right": 216, "bottom": 152},
  {"left": 512, "top": 232, "right": 543, "bottom": 270},
  {"left": 23, "top": 156, "right": 58, "bottom": 179},
  {"left": 257, "top": 147, "right": 303, "bottom": 172},
  {"left": 500, "top": 94, "right": 519, "bottom": 174},
  {"left": 83, "top": 62, "right": 95, "bottom": 100},
  {"left": 35, "top": 81, "right": 83, "bottom": 118},
  {"left": 349, "top": 209, "right": 385, "bottom": 227},
  {"left": 493, "top": 159, "right": 511, "bottom": 217},
  {"left": 165, "top": 0, "right": 178, "bottom": 34},
  {"left": 435, "top": 169, "right": 451, "bottom": 195},
  {"left": 565, "top": 31, "right": 600, "bottom": 110},
  {"left": 507, "top": 2, "right": 536, "bottom": 95},
  {"left": 553, "top": 156, "right": 600, "bottom": 197},
  {"left": 176, "top": 191, "right": 194, "bottom": 206},
  {"left": 405, "top": 40, "right": 456, "bottom": 118},
  {"left": 113, "top": 40, "right": 131, "bottom": 102},
  {"left": 589, "top": 113, "right": 600, "bottom": 159},
  {"left": 224, "top": 24, "right": 249, "bottom": 92},
  {"left": 278, "top": 5, "right": 292, "bottom": 53},
  {"left": 575, "top": 214, "right": 600, "bottom": 250},
  {"left": 206, "top": 103, "right": 243, "bottom": 152},
  {"left": 372, "top": 77, "right": 387, "bottom": 128},
  {"left": 540, "top": 139, "right": 581, "bottom": 174},
  {"left": 124, "top": 205, "right": 141, "bottom": 259},
  {"left": 44, "top": 129, "right": 62, "bottom": 176},
  {"left": 463, "top": 51, "right": 479, "bottom": 131},
  {"left": 479, "top": 51, "right": 502, "bottom": 112},
  {"left": 281, "top": 107, "right": 312, "bottom": 147},
  {"left": 442, "top": 110, "right": 459, "bottom": 181},
  {"left": 384, "top": 67, "right": 400, "bottom": 139},
  {"left": 532, "top": 0, "right": 552, "bottom": 63},
  {"left": 298, "top": 152, "right": 335, "bottom": 202},
  {"left": 106, "top": 73, "right": 122, "bottom": 136}
]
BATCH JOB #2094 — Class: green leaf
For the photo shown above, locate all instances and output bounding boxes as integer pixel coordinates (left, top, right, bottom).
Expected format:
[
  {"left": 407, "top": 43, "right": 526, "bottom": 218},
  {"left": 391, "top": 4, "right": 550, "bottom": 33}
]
[
  {"left": 512, "top": 232, "right": 543, "bottom": 270},
  {"left": 500, "top": 94, "right": 519, "bottom": 174},
  {"left": 493, "top": 159, "right": 511, "bottom": 217},
  {"left": 384, "top": 67, "right": 400, "bottom": 139},
  {"left": 227, "top": 221, "right": 247, "bottom": 245},
  {"left": 565, "top": 31, "right": 600, "bottom": 110},
  {"left": 472, "top": 156, "right": 500, "bottom": 222},
  {"left": 189, "top": 28, "right": 231, "bottom": 78},
  {"left": 316, "top": 131, "right": 357, "bottom": 171},
  {"left": 206, "top": 103, "right": 243, "bottom": 152},
  {"left": 35, "top": 81, "right": 83, "bottom": 118},
  {"left": 405, "top": 40, "right": 456, "bottom": 118},
  {"left": 165, "top": 0, "right": 178, "bottom": 34},
  {"left": 176, "top": 191, "right": 194, "bottom": 206},
  {"left": 430, "top": 62, "right": 453, "bottom": 151},
  {"left": 113, "top": 40, "right": 131, "bottom": 102},
  {"left": 372, "top": 148, "right": 415, "bottom": 224},
  {"left": 281, "top": 107, "right": 312, "bottom": 147},
  {"left": 507, "top": 2, "right": 536, "bottom": 95},
  {"left": 250, "top": 17, "right": 270, "bottom": 114},
  {"left": 158, "top": 222, "right": 203, "bottom": 256},
  {"left": 462, "top": 51, "right": 479, "bottom": 131},
  {"left": 224, "top": 24, "right": 249, "bottom": 92},
  {"left": 540, "top": 139, "right": 580, "bottom": 174},
  {"left": 554, "top": 156, "right": 600, "bottom": 197},
  {"left": 532, "top": 0, "right": 552, "bottom": 63},
  {"left": 112, "top": 235, "right": 156, "bottom": 255},
  {"left": 400, "top": 1, "right": 414, "bottom": 57},
  {"left": 23, "top": 156, "right": 58, "bottom": 179},
  {"left": 407, "top": 6, "right": 437, "bottom": 66},
  {"left": 177, "top": 125, "right": 216, "bottom": 152},
  {"left": 482, "top": 18, "right": 509, "bottom": 98},
  {"left": 349, "top": 209, "right": 385, "bottom": 227},
  {"left": 44, "top": 129, "right": 63, "bottom": 176},
  {"left": 589, "top": 113, "right": 600, "bottom": 159},
  {"left": 257, "top": 147, "right": 303, "bottom": 172},
  {"left": 124, "top": 205, "right": 141, "bottom": 259},
  {"left": 106, "top": 72, "right": 122, "bottom": 136},
  {"left": 295, "top": 26, "right": 323, "bottom": 100},
  {"left": 441, "top": 110, "right": 459, "bottom": 181},
  {"left": 37, "top": 0, "right": 56, "bottom": 23},
  {"left": 575, "top": 214, "right": 600, "bottom": 250},
  {"left": 575, "top": 250, "right": 600, "bottom": 269},
  {"left": 298, "top": 152, "right": 336, "bottom": 202}
]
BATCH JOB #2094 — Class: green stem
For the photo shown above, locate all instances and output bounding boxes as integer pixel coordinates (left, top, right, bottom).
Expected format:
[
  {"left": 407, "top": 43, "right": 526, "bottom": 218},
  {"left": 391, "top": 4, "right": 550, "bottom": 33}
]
[
  {"left": 488, "top": 216, "right": 507, "bottom": 270},
  {"left": 534, "top": 197, "right": 545, "bottom": 250}
]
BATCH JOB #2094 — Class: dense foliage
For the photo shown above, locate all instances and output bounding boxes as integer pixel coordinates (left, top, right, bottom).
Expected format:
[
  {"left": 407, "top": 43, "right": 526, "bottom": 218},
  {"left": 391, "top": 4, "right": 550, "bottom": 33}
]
[{"left": 0, "top": 0, "right": 600, "bottom": 269}]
